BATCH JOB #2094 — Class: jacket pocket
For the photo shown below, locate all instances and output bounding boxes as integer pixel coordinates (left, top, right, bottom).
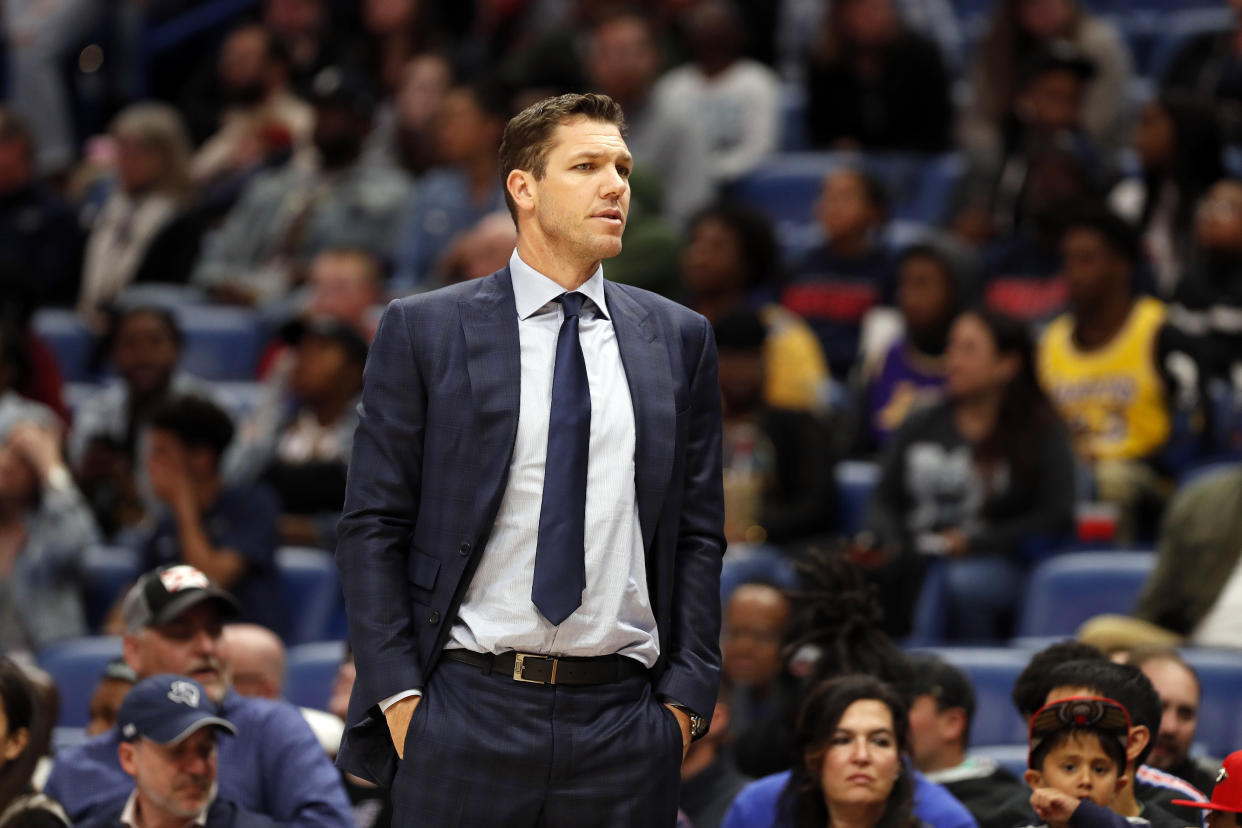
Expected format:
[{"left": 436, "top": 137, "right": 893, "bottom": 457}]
[{"left": 407, "top": 551, "right": 440, "bottom": 591}]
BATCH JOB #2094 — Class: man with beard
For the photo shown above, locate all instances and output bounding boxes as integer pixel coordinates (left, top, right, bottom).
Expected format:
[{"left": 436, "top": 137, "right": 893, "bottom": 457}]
[
  {"left": 44, "top": 565, "right": 352, "bottom": 828},
  {"left": 189, "top": 24, "right": 315, "bottom": 188},
  {"left": 192, "top": 65, "right": 410, "bottom": 307},
  {"left": 77, "top": 674, "right": 278, "bottom": 828},
  {"left": 1128, "top": 648, "right": 1220, "bottom": 795}
]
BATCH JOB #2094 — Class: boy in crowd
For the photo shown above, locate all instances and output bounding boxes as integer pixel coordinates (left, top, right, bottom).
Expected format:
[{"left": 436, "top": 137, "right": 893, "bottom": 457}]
[
  {"left": 1172, "top": 751, "right": 1242, "bottom": 828},
  {"left": 1022, "top": 697, "right": 1147, "bottom": 828}
]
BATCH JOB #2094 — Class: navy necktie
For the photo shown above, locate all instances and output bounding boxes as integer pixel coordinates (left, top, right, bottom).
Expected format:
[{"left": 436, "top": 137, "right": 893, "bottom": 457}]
[{"left": 532, "top": 292, "right": 591, "bottom": 626}]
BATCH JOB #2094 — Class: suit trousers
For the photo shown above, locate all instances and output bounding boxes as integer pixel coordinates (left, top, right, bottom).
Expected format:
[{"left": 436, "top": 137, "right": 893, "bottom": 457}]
[{"left": 391, "top": 656, "right": 683, "bottom": 827}]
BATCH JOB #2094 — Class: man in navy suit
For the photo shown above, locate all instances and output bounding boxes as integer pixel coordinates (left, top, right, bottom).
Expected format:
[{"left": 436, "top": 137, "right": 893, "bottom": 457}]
[{"left": 335, "top": 92, "right": 726, "bottom": 826}]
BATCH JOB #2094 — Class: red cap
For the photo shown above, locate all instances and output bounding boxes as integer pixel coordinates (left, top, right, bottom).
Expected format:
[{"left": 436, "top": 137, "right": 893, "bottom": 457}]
[{"left": 1172, "top": 751, "right": 1242, "bottom": 812}]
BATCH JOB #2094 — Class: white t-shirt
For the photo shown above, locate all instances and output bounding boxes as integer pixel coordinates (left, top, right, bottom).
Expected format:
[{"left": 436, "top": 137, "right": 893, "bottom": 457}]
[{"left": 1191, "top": 549, "right": 1242, "bottom": 648}]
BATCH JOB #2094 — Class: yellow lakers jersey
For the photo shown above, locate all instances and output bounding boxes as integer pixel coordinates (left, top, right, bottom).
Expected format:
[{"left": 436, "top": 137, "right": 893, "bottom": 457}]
[{"left": 1038, "top": 297, "right": 1170, "bottom": 462}]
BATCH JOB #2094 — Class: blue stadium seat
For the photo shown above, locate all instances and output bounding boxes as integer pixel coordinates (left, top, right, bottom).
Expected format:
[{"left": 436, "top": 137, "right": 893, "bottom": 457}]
[
  {"left": 916, "top": 647, "right": 1032, "bottom": 746},
  {"left": 31, "top": 310, "right": 95, "bottom": 383},
  {"left": 835, "top": 461, "right": 880, "bottom": 536},
  {"left": 727, "top": 152, "right": 966, "bottom": 249},
  {"left": 37, "top": 636, "right": 123, "bottom": 727},
  {"left": 276, "top": 547, "right": 341, "bottom": 646},
  {"left": 82, "top": 546, "right": 140, "bottom": 632},
  {"left": 178, "top": 307, "right": 265, "bottom": 381},
  {"left": 970, "top": 744, "right": 1029, "bottom": 779},
  {"left": 1147, "top": 7, "right": 1233, "bottom": 80},
  {"left": 1016, "top": 551, "right": 1155, "bottom": 638},
  {"left": 1180, "top": 649, "right": 1242, "bottom": 759},
  {"left": 285, "top": 640, "right": 346, "bottom": 711}
]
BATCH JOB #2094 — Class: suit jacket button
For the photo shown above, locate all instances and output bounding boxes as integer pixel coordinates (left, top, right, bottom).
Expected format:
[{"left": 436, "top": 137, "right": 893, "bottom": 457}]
[
  {"left": 428, "top": 610, "right": 440, "bottom": 624},
  {"left": 458, "top": 542, "right": 471, "bottom": 556}
]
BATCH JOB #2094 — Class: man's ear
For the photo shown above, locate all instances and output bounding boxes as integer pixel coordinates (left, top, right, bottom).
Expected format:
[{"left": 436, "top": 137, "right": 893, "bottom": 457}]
[
  {"left": 941, "top": 708, "right": 968, "bottom": 745},
  {"left": 1115, "top": 773, "right": 1129, "bottom": 795},
  {"left": 1126, "top": 726, "right": 1149, "bottom": 763},
  {"left": 1, "top": 727, "right": 28, "bottom": 761},
  {"left": 118, "top": 741, "right": 137, "bottom": 776},
  {"left": 507, "top": 169, "right": 535, "bottom": 214},
  {"left": 1025, "top": 769, "right": 1043, "bottom": 790}
]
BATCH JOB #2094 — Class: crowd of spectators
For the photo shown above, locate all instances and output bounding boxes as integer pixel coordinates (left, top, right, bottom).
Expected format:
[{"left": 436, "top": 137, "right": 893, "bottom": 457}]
[{"left": 0, "top": 0, "right": 1241, "bottom": 826}]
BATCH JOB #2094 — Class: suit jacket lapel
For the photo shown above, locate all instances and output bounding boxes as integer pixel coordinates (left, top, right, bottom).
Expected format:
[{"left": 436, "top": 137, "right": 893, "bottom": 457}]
[
  {"left": 605, "top": 281, "right": 675, "bottom": 555},
  {"left": 459, "top": 268, "right": 521, "bottom": 530}
]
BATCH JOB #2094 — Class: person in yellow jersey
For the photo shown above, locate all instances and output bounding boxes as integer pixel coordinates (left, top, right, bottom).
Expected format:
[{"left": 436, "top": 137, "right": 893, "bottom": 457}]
[{"left": 1038, "top": 209, "right": 1202, "bottom": 543}]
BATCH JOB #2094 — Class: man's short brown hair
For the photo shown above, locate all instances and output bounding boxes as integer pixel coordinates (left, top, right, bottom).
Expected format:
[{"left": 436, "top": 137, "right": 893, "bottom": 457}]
[{"left": 497, "top": 93, "right": 627, "bottom": 221}]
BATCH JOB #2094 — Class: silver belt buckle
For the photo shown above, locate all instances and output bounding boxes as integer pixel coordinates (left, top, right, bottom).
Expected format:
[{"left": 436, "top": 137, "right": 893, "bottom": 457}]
[{"left": 513, "top": 653, "right": 558, "bottom": 684}]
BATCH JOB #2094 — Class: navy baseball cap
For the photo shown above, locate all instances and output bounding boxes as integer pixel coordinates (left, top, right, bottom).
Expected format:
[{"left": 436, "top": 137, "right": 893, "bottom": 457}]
[{"left": 119, "top": 675, "right": 237, "bottom": 744}]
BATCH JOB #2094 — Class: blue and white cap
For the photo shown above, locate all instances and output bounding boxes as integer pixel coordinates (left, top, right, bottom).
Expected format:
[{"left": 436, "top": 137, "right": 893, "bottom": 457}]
[{"left": 118, "top": 675, "right": 237, "bottom": 744}]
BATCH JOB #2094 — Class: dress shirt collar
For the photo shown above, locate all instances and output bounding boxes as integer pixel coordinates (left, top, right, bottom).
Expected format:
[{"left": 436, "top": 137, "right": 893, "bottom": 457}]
[
  {"left": 509, "top": 249, "right": 608, "bottom": 321},
  {"left": 119, "top": 789, "right": 211, "bottom": 828}
]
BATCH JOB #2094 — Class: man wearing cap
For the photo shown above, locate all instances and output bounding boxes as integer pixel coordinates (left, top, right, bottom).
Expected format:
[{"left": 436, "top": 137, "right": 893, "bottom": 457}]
[
  {"left": 78, "top": 675, "right": 278, "bottom": 828},
  {"left": 44, "top": 565, "right": 352, "bottom": 828},
  {"left": 1174, "top": 752, "right": 1242, "bottom": 828},
  {"left": 191, "top": 64, "right": 411, "bottom": 307}
]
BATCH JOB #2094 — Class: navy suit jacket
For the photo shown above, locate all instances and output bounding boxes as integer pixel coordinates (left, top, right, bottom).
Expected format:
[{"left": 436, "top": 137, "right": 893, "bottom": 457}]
[{"left": 335, "top": 266, "right": 726, "bottom": 787}]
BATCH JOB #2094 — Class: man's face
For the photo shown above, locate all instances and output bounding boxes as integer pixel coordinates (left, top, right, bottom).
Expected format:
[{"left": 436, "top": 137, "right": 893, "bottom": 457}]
[
  {"left": 522, "top": 117, "right": 631, "bottom": 266},
  {"left": 308, "top": 254, "right": 377, "bottom": 327},
  {"left": 717, "top": 349, "right": 765, "bottom": 417},
  {"left": 1062, "top": 229, "right": 1123, "bottom": 312},
  {"left": 218, "top": 27, "right": 270, "bottom": 100},
  {"left": 1028, "top": 731, "right": 1124, "bottom": 809},
  {"left": 1206, "top": 812, "right": 1241, "bottom": 828},
  {"left": 721, "top": 585, "right": 789, "bottom": 689},
  {"left": 907, "top": 695, "right": 961, "bottom": 772},
  {"left": 290, "top": 335, "right": 357, "bottom": 402},
  {"left": 1140, "top": 659, "right": 1198, "bottom": 771},
  {"left": 587, "top": 18, "right": 659, "bottom": 102},
  {"left": 1020, "top": 69, "right": 1084, "bottom": 133},
  {"left": 126, "top": 603, "right": 231, "bottom": 703},
  {"left": 113, "top": 312, "right": 179, "bottom": 396},
  {"left": 898, "top": 254, "right": 953, "bottom": 336},
  {"left": 124, "top": 729, "right": 218, "bottom": 820},
  {"left": 435, "top": 89, "right": 495, "bottom": 165},
  {"left": 87, "top": 678, "right": 132, "bottom": 737},
  {"left": 818, "top": 171, "right": 880, "bottom": 242}
]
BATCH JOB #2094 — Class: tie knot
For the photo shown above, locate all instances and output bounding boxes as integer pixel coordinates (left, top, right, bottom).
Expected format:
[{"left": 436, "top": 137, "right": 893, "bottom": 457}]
[{"left": 558, "top": 292, "right": 586, "bottom": 319}]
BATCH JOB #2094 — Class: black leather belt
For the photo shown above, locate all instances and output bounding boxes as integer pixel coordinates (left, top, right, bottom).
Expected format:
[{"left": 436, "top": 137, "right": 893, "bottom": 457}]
[{"left": 443, "top": 649, "right": 648, "bottom": 686}]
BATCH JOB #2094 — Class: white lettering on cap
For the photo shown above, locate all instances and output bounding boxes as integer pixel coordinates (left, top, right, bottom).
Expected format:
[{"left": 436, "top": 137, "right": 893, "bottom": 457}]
[
  {"left": 159, "top": 565, "right": 210, "bottom": 594},
  {"left": 167, "top": 680, "right": 201, "bottom": 708},
  {"left": 1220, "top": 766, "right": 1229, "bottom": 784}
]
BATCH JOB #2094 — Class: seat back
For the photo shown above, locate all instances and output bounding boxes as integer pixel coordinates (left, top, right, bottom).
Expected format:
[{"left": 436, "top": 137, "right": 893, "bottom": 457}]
[
  {"left": 1017, "top": 551, "right": 1155, "bottom": 638},
  {"left": 37, "top": 636, "right": 124, "bottom": 728},
  {"left": 277, "top": 547, "right": 342, "bottom": 646},
  {"left": 285, "top": 640, "right": 347, "bottom": 711}
]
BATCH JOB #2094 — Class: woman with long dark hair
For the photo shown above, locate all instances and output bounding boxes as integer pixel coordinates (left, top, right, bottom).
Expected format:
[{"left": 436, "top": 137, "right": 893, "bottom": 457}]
[
  {"left": 780, "top": 676, "right": 917, "bottom": 828},
  {"left": 0, "top": 658, "right": 67, "bottom": 827},
  {"left": 864, "top": 308, "right": 1076, "bottom": 640}
]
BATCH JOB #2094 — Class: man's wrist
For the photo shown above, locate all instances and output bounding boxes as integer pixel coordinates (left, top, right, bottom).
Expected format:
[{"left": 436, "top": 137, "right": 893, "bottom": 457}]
[{"left": 380, "top": 689, "right": 422, "bottom": 712}]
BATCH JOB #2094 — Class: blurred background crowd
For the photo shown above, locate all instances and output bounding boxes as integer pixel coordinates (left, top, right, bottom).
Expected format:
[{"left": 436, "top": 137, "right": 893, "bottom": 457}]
[{"left": 0, "top": 0, "right": 1241, "bottom": 826}]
